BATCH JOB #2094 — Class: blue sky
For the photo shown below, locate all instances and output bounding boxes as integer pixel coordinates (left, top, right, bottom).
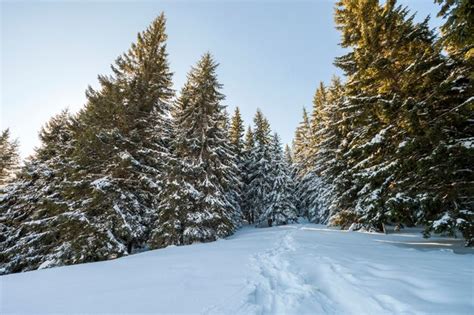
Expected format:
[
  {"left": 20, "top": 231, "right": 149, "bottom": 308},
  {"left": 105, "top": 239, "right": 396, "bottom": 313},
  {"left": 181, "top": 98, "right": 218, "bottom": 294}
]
[{"left": 1, "top": 0, "right": 442, "bottom": 158}]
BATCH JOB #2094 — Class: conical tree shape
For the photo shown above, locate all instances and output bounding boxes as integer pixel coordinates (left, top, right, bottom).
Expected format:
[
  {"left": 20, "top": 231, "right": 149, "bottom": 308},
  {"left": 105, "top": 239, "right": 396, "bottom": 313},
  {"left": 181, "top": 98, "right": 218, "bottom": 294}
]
[
  {"left": 0, "top": 111, "right": 98, "bottom": 273},
  {"left": 246, "top": 109, "right": 273, "bottom": 223},
  {"left": 0, "top": 14, "right": 175, "bottom": 273},
  {"left": 227, "top": 106, "right": 245, "bottom": 220},
  {"left": 150, "top": 53, "right": 237, "bottom": 247},
  {"left": 292, "top": 107, "right": 312, "bottom": 176},
  {"left": 259, "top": 134, "right": 298, "bottom": 226},
  {"left": 70, "top": 13, "right": 174, "bottom": 253},
  {"left": 241, "top": 126, "right": 256, "bottom": 223}
]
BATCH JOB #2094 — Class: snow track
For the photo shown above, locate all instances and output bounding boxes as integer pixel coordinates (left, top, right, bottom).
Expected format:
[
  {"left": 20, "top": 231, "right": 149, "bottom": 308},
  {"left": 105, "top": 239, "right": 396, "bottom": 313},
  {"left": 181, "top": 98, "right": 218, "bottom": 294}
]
[
  {"left": 2, "top": 224, "right": 473, "bottom": 314},
  {"left": 241, "top": 229, "right": 337, "bottom": 314}
]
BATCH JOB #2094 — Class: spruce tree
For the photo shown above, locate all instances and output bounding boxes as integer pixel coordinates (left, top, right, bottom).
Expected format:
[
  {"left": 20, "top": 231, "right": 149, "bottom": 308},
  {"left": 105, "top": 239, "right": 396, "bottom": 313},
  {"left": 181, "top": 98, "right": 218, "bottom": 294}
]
[
  {"left": 0, "top": 14, "right": 175, "bottom": 273},
  {"left": 247, "top": 110, "right": 273, "bottom": 225},
  {"left": 227, "top": 106, "right": 245, "bottom": 221},
  {"left": 0, "top": 111, "right": 99, "bottom": 273},
  {"left": 241, "top": 126, "right": 256, "bottom": 223},
  {"left": 424, "top": 0, "right": 474, "bottom": 243},
  {"left": 259, "top": 134, "right": 298, "bottom": 226},
  {"left": 331, "top": 0, "right": 434, "bottom": 230},
  {"left": 69, "top": 13, "right": 174, "bottom": 254},
  {"left": 292, "top": 108, "right": 312, "bottom": 175},
  {"left": 325, "top": 0, "right": 473, "bottom": 242},
  {"left": 307, "top": 78, "right": 346, "bottom": 224},
  {"left": 292, "top": 108, "right": 314, "bottom": 218},
  {"left": 149, "top": 53, "right": 238, "bottom": 247}
]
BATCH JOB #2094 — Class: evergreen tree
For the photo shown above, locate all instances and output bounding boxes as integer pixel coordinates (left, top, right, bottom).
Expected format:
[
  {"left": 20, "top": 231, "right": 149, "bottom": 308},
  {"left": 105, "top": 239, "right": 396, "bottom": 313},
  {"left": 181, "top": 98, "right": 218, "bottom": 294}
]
[
  {"left": 0, "top": 14, "right": 175, "bottom": 273},
  {"left": 259, "top": 134, "right": 298, "bottom": 226},
  {"left": 227, "top": 106, "right": 245, "bottom": 221},
  {"left": 0, "top": 129, "right": 19, "bottom": 186},
  {"left": 424, "top": 0, "right": 474, "bottom": 243},
  {"left": 149, "top": 53, "right": 238, "bottom": 247},
  {"left": 69, "top": 13, "right": 174, "bottom": 254},
  {"left": 305, "top": 78, "right": 347, "bottom": 224},
  {"left": 292, "top": 107, "right": 312, "bottom": 175},
  {"left": 292, "top": 108, "right": 314, "bottom": 218},
  {"left": 0, "top": 111, "right": 101, "bottom": 273},
  {"left": 241, "top": 126, "right": 256, "bottom": 223},
  {"left": 246, "top": 110, "right": 273, "bottom": 224},
  {"left": 321, "top": 0, "right": 474, "bottom": 242}
]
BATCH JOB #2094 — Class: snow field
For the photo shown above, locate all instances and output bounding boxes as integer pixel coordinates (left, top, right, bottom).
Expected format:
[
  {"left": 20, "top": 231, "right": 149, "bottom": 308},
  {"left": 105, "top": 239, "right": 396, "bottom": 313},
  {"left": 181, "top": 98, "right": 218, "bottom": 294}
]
[{"left": 1, "top": 223, "right": 473, "bottom": 314}]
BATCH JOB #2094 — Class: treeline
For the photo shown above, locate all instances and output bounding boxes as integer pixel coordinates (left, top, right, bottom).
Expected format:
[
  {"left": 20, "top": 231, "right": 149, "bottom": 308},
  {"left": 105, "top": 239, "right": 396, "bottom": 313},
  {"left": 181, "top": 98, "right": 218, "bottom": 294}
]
[
  {"left": 0, "top": 0, "right": 472, "bottom": 274},
  {"left": 292, "top": 0, "right": 473, "bottom": 243},
  {"left": 0, "top": 15, "right": 297, "bottom": 274}
]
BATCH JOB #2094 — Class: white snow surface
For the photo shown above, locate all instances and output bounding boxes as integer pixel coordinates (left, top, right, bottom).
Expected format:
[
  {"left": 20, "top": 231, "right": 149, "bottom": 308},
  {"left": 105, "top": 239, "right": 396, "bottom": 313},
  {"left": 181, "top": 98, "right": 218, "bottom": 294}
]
[{"left": 1, "top": 223, "right": 473, "bottom": 314}]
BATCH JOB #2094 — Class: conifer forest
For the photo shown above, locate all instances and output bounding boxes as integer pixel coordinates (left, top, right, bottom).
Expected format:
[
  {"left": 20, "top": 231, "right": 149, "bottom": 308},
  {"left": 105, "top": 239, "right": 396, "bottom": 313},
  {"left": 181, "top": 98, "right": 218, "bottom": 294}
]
[{"left": 1, "top": 0, "right": 473, "bottom": 314}]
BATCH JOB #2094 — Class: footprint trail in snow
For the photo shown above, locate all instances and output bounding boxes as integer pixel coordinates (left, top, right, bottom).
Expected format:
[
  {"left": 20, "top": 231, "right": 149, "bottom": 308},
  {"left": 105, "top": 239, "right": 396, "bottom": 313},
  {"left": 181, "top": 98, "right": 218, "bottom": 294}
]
[{"left": 206, "top": 227, "right": 339, "bottom": 315}]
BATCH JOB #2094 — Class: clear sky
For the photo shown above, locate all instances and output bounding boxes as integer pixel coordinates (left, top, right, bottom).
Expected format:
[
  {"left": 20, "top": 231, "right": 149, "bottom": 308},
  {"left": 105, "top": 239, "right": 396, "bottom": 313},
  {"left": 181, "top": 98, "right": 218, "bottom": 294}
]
[{"left": 1, "top": 0, "right": 442, "bottom": 159}]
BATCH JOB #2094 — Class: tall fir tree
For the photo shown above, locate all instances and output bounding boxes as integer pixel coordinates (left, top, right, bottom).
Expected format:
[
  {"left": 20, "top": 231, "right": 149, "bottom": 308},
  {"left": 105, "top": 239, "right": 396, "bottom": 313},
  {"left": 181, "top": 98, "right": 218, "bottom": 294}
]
[
  {"left": 149, "top": 53, "right": 238, "bottom": 247},
  {"left": 314, "top": 0, "right": 474, "bottom": 242},
  {"left": 0, "top": 111, "right": 96, "bottom": 273},
  {"left": 259, "top": 134, "right": 298, "bottom": 226},
  {"left": 69, "top": 13, "right": 174, "bottom": 254},
  {"left": 0, "top": 14, "right": 176, "bottom": 273},
  {"left": 241, "top": 126, "right": 256, "bottom": 223},
  {"left": 227, "top": 106, "right": 245, "bottom": 221},
  {"left": 292, "top": 107, "right": 315, "bottom": 218},
  {"left": 292, "top": 107, "right": 312, "bottom": 175},
  {"left": 301, "top": 78, "right": 347, "bottom": 224},
  {"left": 424, "top": 0, "right": 473, "bottom": 243},
  {"left": 246, "top": 110, "right": 273, "bottom": 224}
]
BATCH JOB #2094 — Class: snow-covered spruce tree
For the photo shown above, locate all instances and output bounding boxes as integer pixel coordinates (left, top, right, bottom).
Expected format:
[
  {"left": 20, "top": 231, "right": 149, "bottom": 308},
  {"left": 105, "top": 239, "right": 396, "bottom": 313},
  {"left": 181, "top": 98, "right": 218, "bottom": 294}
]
[
  {"left": 292, "top": 107, "right": 314, "bottom": 218},
  {"left": 284, "top": 144, "right": 300, "bottom": 215},
  {"left": 241, "top": 126, "right": 256, "bottom": 223},
  {"left": 226, "top": 107, "right": 245, "bottom": 224},
  {"left": 0, "top": 14, "right": 175, "bottom": 274},
  {"left": 331, "top": 0, "right": 440, "bottom": 231},
  {"left": 258, "top": 134, "right": 297, "bottom": 226},
  {"left": 423, "top": 0, "right": 473, "bottom": 244},
  {"left": 147, "top": 140, "right": 185, "bottom": 248},
  {"left": 306, "top": 78, "right": 347, "bottom": 224},
  {"left": 67, "top": 13, "right": 174, "bottom": 255},
  {"left": 216, "top": 110, "right": 244, "bottom": 227},
  {"left": 330, "top": 0, "right": 473, "bottom": 241},
  {"left": 0, "top": 129, "right": 19, "bottom": 186},
  {"left": 0, "top": 111, "right": 102, "bottom": 273},
  {"left": 246, "top": 109, "right": 273, "bottom": 225},
  {"left": 149, "top": 53, "right": 238, "bottom": 247}
]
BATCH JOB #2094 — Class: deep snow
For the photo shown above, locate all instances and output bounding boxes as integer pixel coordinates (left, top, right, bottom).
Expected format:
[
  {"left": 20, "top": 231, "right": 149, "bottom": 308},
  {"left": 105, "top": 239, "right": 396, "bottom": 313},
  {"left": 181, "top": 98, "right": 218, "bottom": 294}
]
[{"left": 1, "top": 223, "right": 473, "bottom": 314}]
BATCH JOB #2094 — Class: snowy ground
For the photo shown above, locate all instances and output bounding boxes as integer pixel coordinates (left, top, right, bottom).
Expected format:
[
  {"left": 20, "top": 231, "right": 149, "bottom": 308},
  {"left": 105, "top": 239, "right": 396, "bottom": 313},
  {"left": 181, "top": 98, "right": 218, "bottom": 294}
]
[{"left": 1, "top": 223, "right": 473, "bottom": 314}]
